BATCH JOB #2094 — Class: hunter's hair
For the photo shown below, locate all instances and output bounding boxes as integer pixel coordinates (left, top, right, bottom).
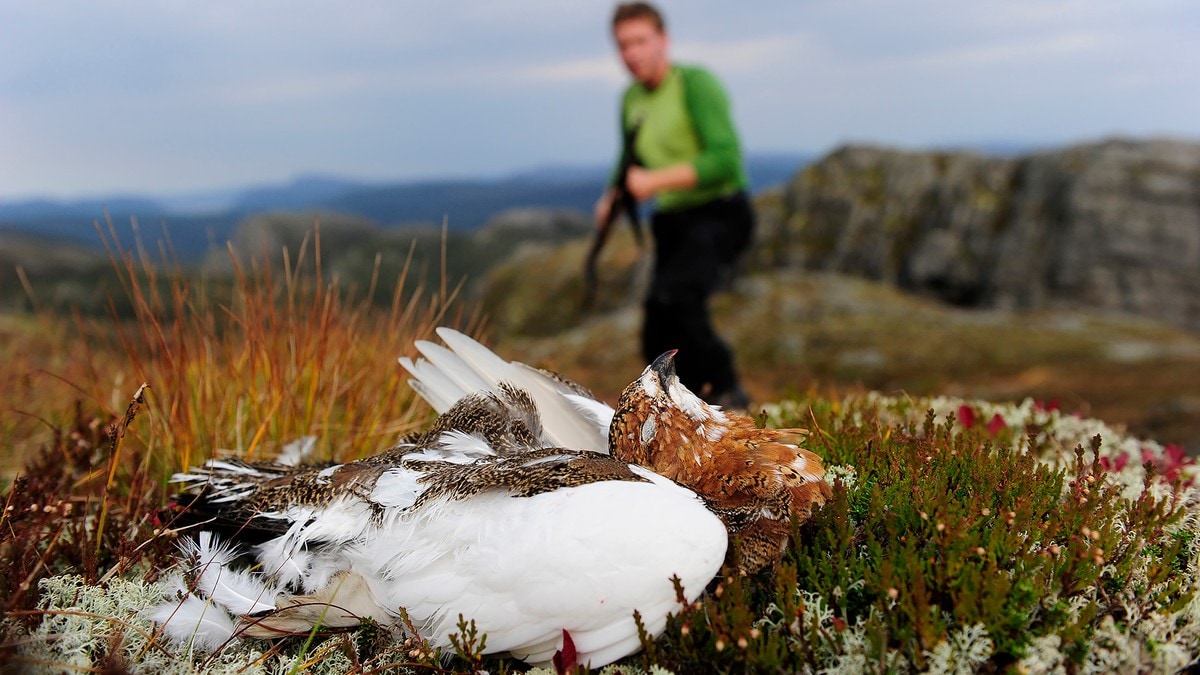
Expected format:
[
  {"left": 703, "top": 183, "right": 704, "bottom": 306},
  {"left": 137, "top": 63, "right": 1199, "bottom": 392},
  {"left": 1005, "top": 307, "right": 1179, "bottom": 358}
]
[{"left": 612, "top": 2, "right": 665, "bottom": 33}]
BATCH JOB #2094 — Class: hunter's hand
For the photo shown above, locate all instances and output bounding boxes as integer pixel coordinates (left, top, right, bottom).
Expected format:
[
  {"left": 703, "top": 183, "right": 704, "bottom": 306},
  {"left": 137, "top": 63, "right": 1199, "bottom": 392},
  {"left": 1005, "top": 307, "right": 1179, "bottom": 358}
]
[
  {"left": 625, "top": 166, "right": 656, "bottom": 201},
  {"left": 626, "top": 164, "right": 698, "bottom": 201}
]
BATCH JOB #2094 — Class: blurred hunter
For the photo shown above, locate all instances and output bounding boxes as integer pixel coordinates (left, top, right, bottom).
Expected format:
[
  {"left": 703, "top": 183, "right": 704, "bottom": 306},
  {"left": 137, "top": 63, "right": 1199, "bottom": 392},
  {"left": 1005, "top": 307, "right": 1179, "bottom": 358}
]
[{"left": 595, "top": 1, "right": 754, "bottom": 410}]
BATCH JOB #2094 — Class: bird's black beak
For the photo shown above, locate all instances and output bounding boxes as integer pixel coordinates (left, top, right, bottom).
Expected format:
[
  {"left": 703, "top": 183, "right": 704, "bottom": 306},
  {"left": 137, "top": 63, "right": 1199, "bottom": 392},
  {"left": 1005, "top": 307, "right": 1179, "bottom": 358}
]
[{"left": 650, "top": 349, "right": 678, "bottom": 385}]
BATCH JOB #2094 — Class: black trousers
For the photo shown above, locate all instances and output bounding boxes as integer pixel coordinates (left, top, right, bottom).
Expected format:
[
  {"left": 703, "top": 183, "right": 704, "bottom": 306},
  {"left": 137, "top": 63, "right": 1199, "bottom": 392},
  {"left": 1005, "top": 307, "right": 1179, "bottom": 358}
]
[{"left": 643, "top": 191, "right": 754, "bottom": 397}]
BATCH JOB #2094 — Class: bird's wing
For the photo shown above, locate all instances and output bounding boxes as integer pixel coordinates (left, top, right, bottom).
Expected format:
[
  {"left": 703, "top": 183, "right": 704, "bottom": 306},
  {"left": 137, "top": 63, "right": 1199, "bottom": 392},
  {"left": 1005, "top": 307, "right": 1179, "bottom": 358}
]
[
  {"left": 400, "top": 328, "right": 611, "bottom": 453},
  {"left": 163, "top": 449, "right": 726, "bottom": 669}
]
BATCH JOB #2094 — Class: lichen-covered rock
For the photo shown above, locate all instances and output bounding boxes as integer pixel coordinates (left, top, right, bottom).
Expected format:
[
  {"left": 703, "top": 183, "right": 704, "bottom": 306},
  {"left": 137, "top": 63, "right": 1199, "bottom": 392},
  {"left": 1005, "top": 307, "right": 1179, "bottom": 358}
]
[{"left": 775, "top": 138, "right": 1200, "bottom": 331}]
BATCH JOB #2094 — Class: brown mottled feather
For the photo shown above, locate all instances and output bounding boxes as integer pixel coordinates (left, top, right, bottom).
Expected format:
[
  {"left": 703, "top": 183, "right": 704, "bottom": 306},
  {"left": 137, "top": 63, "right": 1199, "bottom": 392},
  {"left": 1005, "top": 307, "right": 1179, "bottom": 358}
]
[
  {"left": 394, "top": 383, "right": 544, "bottom": 454},
  {"left": 406, "top": 448, "right": 648, "bottom": 510}
]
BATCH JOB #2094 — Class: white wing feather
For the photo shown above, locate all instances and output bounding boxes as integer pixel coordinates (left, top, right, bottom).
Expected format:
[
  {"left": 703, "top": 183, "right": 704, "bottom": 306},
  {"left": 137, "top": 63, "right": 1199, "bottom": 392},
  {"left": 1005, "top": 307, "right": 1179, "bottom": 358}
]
[
  {"left": 414, "top": 340, "right": 494, "bottom": 394},
  {"left": 397, "top": 354, "right": 462, "bottom": 413},
  {"left": 401, "top": 328, "right": 611, "bottom": 452},
  {"left": 563, "top": 393, "right": 616, "bottom": 431}
]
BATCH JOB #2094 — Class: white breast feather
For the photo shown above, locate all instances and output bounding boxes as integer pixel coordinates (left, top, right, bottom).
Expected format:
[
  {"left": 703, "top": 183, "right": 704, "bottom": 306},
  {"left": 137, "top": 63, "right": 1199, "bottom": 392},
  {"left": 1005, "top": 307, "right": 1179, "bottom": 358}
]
[
  {"left": 234, "top": 469, "right": 729, "bottom": 668},
  {"left": 667, "top": 379, "right": 710, "bottom": 421},
  {"left": 184, "top": 533, "right": 279, "bottom": 616},
  {"left": 148, "top": 574, "right": 239, "bottom": 653},
  {"left": 290, "top": 496, "right": 375, "bottom": 547},
  {"left": 257, "top": 543, "right": 313, "bottom": 589}
]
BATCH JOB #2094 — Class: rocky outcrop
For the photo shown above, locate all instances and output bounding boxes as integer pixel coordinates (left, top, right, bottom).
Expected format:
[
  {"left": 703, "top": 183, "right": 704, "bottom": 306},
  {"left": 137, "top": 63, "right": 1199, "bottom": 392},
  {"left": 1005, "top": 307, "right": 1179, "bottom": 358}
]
[
  {"left": 471, "top": 208, "right": 592, "bottom": 266},
  {"left": 768, "top": 138, "right": 1200, "bottom": 331}
]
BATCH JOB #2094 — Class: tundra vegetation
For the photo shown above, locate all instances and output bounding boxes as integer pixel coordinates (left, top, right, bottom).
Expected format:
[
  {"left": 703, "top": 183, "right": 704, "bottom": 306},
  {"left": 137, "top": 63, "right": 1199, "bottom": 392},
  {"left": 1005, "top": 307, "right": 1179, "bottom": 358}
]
[{"left": 1, "top": 230, "right": 1198, "bottom": 673}]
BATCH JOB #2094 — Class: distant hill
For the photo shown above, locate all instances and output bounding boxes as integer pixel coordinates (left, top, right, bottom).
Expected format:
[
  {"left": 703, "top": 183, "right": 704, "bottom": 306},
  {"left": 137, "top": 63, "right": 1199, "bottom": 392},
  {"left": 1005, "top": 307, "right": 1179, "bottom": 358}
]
[
  {"left": 0, "top": 153, "right": 814, "bottom": 260},
  {"left": 230, "top": 175, "right": 370, "bottom": 213}
]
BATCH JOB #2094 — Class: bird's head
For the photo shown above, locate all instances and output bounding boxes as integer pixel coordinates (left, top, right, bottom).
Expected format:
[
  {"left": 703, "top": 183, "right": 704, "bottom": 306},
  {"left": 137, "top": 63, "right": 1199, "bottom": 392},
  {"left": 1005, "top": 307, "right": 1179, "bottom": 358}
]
[
  {"left": 609, "top": 350, "right": 731, "bottom": 469},
  {"left": 611, "top": 349, "right": 830, "bottom": 575}
]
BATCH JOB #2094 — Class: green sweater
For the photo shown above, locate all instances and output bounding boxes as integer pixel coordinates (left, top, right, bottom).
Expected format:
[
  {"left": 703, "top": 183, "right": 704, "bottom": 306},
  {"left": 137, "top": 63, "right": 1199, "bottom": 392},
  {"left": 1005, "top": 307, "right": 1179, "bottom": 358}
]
[{"left": 613, "top": 64, "right": 748, "bottom": 212}]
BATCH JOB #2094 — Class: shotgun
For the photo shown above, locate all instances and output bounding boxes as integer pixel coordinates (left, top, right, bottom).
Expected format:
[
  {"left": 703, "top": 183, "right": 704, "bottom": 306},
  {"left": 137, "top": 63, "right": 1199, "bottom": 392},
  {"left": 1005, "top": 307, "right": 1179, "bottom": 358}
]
[{"left": 583, "top": 119, "right": 643, "bottom": 308}]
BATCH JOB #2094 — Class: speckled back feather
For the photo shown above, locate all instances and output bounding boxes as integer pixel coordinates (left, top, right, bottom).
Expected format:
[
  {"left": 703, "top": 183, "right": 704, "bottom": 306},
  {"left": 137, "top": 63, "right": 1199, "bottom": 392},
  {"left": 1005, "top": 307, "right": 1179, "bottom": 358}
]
[{"left": 395, "top": 383, "right": 545, "bottom": 454}]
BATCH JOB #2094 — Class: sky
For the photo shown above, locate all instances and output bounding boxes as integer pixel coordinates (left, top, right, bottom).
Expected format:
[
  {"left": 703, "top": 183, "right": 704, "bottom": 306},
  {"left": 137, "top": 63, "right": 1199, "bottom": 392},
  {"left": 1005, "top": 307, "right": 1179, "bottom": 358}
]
[{"left": 1, "top": 0, "right": 1198, "bottom": 200}]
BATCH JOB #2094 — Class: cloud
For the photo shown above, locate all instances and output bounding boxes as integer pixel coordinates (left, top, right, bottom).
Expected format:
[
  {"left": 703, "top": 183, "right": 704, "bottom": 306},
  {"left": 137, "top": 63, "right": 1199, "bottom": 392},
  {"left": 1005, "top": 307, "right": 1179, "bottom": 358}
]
[
  {"left": 518, "top": 57, "right": 624, "bottom": 85},
  {"left": 897, "top": 32, "right": 1105, "bottom": 71},
  {"left": 674, "top": 35, "right": 806, "bottom": 73},
  {"left": 517, "top": 34, "right": 807, "bottom": 86},
  {"left": 1, "top": 0, "right": 1198, "bottom": 198},
  {"left": 206, "top": 72, "right": 378, "bottom": 106}
]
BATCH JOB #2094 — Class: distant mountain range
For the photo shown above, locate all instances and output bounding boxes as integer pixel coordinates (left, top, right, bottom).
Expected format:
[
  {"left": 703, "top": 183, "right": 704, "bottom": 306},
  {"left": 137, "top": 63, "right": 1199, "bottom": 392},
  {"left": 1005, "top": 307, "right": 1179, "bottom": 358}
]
[{"left": 0, "top": 154, "right": 815, "bottom": 260}]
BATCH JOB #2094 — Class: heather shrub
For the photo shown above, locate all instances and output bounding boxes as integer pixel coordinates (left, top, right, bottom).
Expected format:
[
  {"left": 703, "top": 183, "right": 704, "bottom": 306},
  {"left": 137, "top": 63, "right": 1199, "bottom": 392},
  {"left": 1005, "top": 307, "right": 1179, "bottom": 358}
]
[{"left": 639, "top": 396, "right": 1198, "bottom": 673}]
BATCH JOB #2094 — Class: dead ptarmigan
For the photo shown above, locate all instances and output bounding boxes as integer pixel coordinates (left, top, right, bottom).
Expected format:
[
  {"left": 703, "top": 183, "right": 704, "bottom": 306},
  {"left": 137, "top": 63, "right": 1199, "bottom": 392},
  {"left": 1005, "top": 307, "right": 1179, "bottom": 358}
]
[{"left": 152, "top": 329, "right": 828, "bottom": 668}]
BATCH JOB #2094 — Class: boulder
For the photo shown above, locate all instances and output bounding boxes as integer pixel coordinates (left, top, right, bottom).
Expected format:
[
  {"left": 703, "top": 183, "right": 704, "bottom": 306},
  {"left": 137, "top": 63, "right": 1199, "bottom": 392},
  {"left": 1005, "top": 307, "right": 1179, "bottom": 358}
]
[{"left": 773, "top": 138, "right": 1200, "bottom": 330}]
